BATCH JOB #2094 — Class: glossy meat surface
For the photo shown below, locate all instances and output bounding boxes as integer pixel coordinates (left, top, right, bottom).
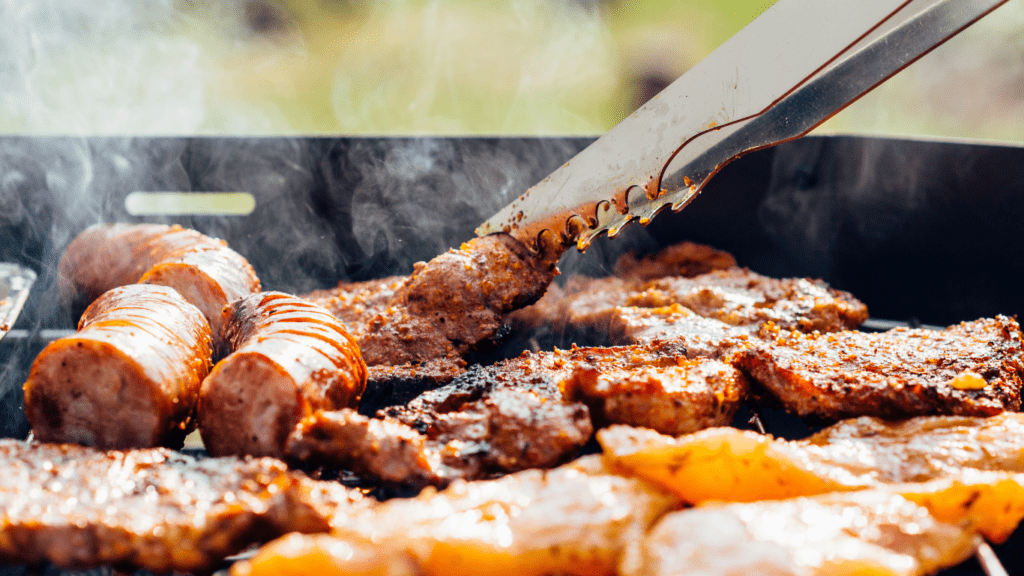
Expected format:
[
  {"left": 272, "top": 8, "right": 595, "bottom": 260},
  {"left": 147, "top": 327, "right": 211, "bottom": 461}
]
[
  {"left": 236, "top": 455, "right": 677, "bottom": 576},
  {"left": 287, "top": 388, "right": 592, "bottom": 488},
  {"left": 0, "top": 439, "right": 364, "bottom": 573},
  {"left": 59, "top": 223, "right": 261, "bottom": 342},
  {"left": 739, "top": 316, "right": 1024, "bottom": 420},
  {"left": 24, "top": 284, "right": 213, "bottom": 449},
  {"left": 628, "top": 490, "right": 974, "bottom": 576},
  {"left": 199, "top": 292, "right": 367, "bottom": 459}
]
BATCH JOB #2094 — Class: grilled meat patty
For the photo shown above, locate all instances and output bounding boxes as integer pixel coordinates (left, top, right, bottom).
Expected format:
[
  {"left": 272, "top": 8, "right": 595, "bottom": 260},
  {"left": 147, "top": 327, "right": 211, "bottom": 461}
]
[
  {"left": 24, "top": 284, "right": 213, "bottom": 450},
  {"left": 738, "top": 316, "right": 1024, "bottom": 420},
  {"left": 0, "top": 439, "right": 364, "bottom": 574},
  {"left": 198, "top": 292, "right": 367, "bottom": 459},
  {"left": 59, "top": 223, "right": 261, "bottom": 347}
]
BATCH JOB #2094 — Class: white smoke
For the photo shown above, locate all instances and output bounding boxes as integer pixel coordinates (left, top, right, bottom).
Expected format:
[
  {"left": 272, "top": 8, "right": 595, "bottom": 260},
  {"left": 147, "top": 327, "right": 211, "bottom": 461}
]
[{"left": 0, "top": 0, "right": 289, "bottom": 134}]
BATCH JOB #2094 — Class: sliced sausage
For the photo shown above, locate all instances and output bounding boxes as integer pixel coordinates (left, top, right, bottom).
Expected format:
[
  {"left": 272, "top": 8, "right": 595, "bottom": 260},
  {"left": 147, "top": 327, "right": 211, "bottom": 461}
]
[
  {"left": 59, "top": 223, "right": 261, "bottom": 342},
  {"left": 198, "top": 292, "right": 367, "bottom": 459},
  {"left": 24, "top": 284, "right": 213, "bottom": 449}
]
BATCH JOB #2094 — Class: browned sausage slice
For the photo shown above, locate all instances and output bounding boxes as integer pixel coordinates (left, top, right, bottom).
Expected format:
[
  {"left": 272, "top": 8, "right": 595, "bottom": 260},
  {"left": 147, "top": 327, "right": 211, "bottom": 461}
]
[
  {"left": 59, "top": 223, "right": 261, "bottom": 341},
  {"left": 198, "top": 292, "right": 367, "bottom": 459},
  {"left": 23, "top": 284, "right": 213, "bottom": 449}
]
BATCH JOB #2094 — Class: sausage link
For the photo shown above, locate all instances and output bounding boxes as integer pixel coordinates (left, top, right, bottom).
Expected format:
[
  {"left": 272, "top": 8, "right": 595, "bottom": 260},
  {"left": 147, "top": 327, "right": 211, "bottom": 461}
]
[
  {"left": 24, "top": 284, "right": 213, "bottom": 449},
  {"left": 59, "top": 223, "right": 261, "bottom": 342},
  {"left": 198, "top": 292, "right": 367, "bottom": 458}
]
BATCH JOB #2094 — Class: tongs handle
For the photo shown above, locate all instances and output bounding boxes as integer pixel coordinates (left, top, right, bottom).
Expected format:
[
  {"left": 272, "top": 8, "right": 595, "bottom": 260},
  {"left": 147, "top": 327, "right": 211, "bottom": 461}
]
[
  {"left": 647, "top": 0, "right": 1009, "bottom": 227},
  {"left": 478, "top": 0, "right": 1007, "bottom": 254}
]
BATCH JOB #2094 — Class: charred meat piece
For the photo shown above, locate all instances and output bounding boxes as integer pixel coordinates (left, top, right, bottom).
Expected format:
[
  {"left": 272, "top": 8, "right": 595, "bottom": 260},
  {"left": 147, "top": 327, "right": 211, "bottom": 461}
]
[
  {"left": 0, "top": 439, "right": 365, "bottom": 574},
  {"left": 23, "top": 284, "right": 212, "bottom": 450},
  {"left": 304, "top": 234, "right": 555, "bottom": 376},
  {"left": 59, "top": 223, "right": 261, "bottom": 343},
  {"left": 288, "top": 341, "right": 750, "bottom": 487},
  {"left": 198, "top": 292, "right": 367, "bottom": 459},
  {"left": 236, "top": 455, "right": 677, "bottom": 576},
  {"left": 628, "top": 490, "right": 974, "bottom": 576},
  {"left": 738, "top": 316, "right": 1024, "bottom": 420},
  {"left": 562, "top": 357, "right": 748, "bottom": 436},
  {"left": 399, "top": 233, "right": 558, "bottom": 350},
  {"left": 627, "top": 267, "right": 868, "bottom": 333},
  {"left": 379, "top": 342, "right": 698, "bottom": 434},
  {"left": 287, "top": 389, "right": 592, "bottom": 489}
]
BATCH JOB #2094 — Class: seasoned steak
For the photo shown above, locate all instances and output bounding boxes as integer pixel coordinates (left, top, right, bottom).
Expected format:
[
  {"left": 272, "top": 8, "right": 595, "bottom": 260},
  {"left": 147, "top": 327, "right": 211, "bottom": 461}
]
[
  {"left": 511, "top": 242, "right": 866, "bottom": 349},
  {"left": 613, "top": 241, "right": 738, "bottom": 281},
  {"left": 290, "top": 349, "right": 600, "bottom": 487},
  {"left": 737, "top": 316, "right": 1024, "bottom": 420},
  {"left": 605, "top": 303, "right": 758, "bottom": 355},
  {"left": 562, "top": 358, "right": 749, "bottom": 436},
  {"left": 0, "top": 440, "right": 363, "bottom": 573},
  {"left": 627, "top": 267, "right": 868, "bottom": 333},
  {"left": 287, "top": 389, "right": 593, "bottom": 489}
]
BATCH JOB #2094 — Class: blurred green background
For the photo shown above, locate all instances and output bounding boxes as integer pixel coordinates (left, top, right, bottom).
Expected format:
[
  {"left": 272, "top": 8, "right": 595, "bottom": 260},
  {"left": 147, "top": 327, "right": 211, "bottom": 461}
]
[{"left": 1, "top": 0, "right": 1021, "bottom": 141}]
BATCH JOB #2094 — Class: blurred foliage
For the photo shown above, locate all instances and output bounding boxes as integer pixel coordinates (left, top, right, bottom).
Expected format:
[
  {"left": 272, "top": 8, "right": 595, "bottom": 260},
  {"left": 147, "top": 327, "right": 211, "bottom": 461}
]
[
  {"left": 1, "top": 0, "right": 1021, "bottom": 140},
  {"left": 208, "top": 0, "right": 788, "bottom": 134}
]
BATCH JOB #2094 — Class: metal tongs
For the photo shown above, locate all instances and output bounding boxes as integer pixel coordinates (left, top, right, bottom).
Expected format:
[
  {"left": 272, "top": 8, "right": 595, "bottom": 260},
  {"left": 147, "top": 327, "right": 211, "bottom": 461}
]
[
  {"left": 478, "top": 0, "right": 1009, "bottom": 254},
  {"left": 479, "top": 2, "right": 1014, "bottom": 573}
]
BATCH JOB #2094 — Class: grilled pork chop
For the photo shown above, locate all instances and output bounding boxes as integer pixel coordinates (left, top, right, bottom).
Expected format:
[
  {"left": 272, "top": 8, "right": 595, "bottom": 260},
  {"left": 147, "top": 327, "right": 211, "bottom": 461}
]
[
  {"left": 738, "top": 316, "right": 1024, "bottom": 420},
  {"left": 0, "top": 440, "right": 365, "bottom": 573}
]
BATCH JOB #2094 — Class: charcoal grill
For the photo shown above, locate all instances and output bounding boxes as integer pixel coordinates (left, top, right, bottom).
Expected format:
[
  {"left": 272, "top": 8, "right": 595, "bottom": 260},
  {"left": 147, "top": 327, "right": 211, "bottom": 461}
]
[{"left": 1, "top": 134, "right": 1022, "bottom": 575}]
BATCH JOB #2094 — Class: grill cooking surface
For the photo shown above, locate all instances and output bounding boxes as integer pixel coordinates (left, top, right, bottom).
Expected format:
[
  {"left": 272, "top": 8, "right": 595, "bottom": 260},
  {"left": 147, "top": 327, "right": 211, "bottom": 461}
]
[{"left": 1, "top": 135, "right": 1023, "bottom": 575}]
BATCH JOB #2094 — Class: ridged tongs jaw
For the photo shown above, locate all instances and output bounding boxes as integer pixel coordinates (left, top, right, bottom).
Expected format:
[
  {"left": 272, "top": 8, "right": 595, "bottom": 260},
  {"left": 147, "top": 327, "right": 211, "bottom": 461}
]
[{"left": 477, "top": 0, "right": 1008, "bottom": 254}]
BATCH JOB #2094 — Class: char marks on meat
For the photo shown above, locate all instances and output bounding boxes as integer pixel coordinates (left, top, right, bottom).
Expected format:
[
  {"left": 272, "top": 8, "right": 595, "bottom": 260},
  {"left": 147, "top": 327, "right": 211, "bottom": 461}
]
[
  {"left": 738, "top": 316, "right": 1024, "bottom": 420},
  {"left": 287, "top": 352, "right": 595, "bottom": 487},
  {"left": 0, "top": 440, "right": 364, "bottom": 574},
  {"left": 289, "top": 340, "right": 751, "bottom": 486}
]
